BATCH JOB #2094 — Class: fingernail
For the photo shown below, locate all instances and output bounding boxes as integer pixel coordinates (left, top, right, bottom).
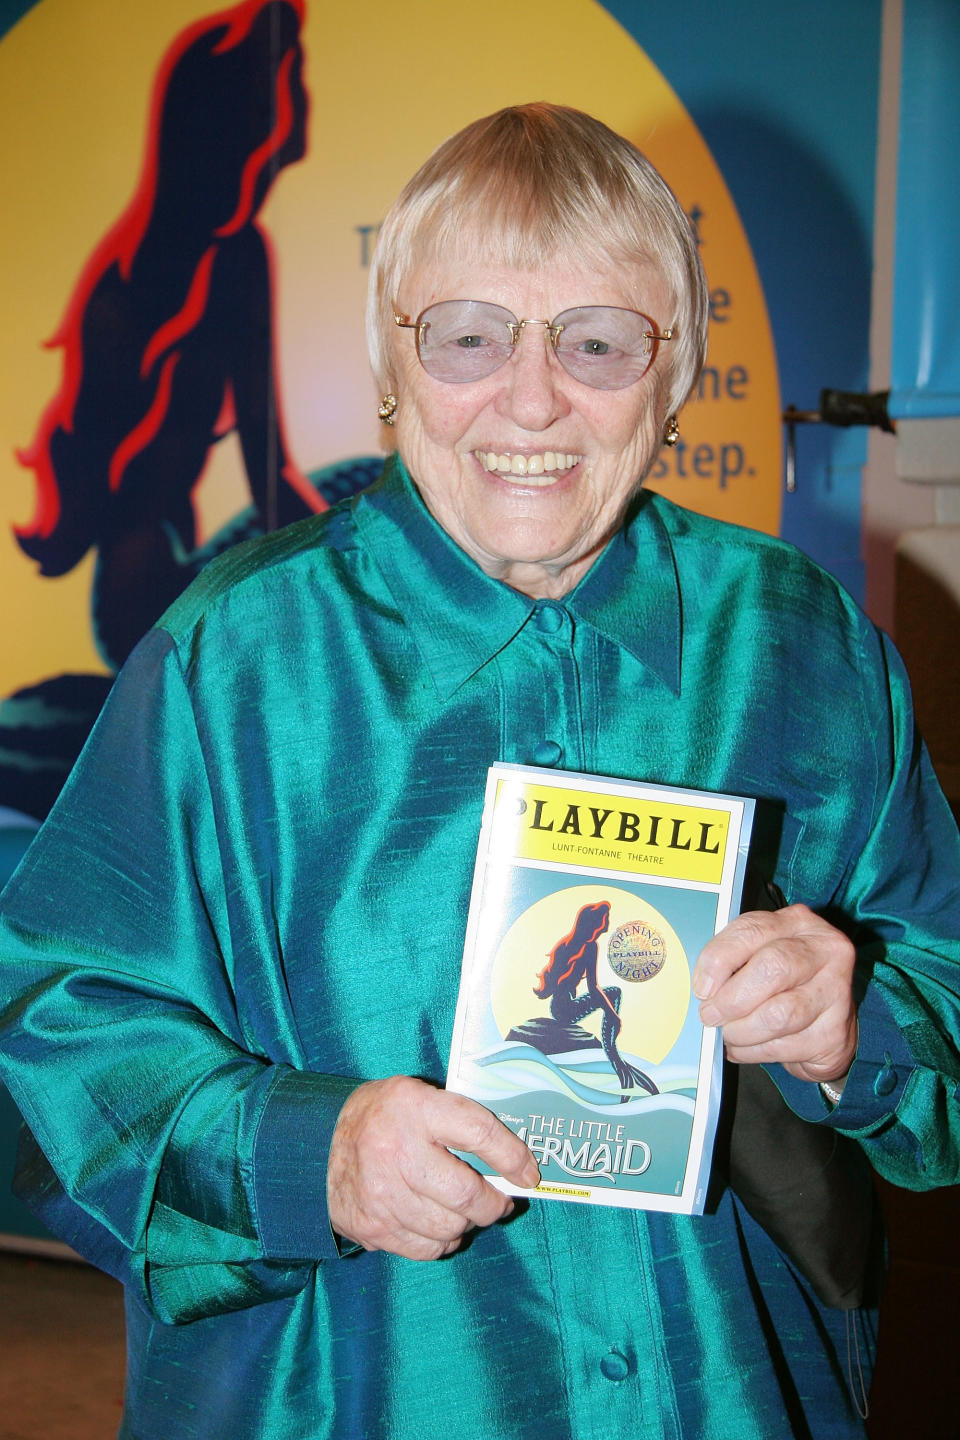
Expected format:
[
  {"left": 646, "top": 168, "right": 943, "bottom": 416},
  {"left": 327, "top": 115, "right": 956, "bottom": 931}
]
[
  {"left": 523, "top": 1162, "right": 541, "bottom": 1189},
  {"left": 692, "top": 974, "right": 714, "bottom": 1000}
]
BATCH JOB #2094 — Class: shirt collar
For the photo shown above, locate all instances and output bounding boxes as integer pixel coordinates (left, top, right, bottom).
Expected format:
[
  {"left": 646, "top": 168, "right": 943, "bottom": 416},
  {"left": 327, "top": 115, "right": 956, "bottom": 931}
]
[
  {"left": 353, "top": 454, "right": 681, "bottom": 700},
  {"left": 568, "top": 497, "right": 682, "bottom": 695}
]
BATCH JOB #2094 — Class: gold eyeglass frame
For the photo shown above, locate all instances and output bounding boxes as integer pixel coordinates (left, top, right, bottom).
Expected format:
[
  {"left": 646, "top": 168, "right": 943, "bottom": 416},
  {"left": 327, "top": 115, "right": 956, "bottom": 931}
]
[{"left": 393, "top": 302, "right": 674, "bottom": 383}]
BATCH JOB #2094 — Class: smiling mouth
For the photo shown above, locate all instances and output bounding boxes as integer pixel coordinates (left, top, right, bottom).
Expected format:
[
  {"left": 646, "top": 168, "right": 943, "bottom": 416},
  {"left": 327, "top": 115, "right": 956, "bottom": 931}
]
[{"left": 474, "top": 450, "right": 583, "bottom": 483}]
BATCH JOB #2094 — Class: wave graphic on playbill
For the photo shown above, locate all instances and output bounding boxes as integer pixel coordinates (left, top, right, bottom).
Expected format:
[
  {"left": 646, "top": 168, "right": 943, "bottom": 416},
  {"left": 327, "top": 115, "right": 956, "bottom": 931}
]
[{"left": 468, "top": 1043, "right": 698, "bottom": 1113}]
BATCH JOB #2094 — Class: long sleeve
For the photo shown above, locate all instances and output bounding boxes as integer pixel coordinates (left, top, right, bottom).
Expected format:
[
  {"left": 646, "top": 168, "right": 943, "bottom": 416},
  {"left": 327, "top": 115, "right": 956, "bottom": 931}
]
[
  {"left": 770, "top": 626, "right": 960, "bottom": 1183},
  {"left": 0, "top": 628, "right": 359, "bottom": 1323}
]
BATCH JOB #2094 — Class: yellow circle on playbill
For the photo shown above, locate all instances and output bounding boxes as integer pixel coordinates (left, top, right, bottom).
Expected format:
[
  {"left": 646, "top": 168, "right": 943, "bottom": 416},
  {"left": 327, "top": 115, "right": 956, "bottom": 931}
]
[{"left": 490, "top": 886, "right": 690, "bottom": 1066}]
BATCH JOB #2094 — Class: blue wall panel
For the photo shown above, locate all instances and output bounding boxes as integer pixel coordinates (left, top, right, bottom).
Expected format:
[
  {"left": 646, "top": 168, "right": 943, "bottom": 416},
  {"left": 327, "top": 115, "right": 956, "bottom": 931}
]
[{"left": 890, "top": 0, "right": 960, "bottom": 419}]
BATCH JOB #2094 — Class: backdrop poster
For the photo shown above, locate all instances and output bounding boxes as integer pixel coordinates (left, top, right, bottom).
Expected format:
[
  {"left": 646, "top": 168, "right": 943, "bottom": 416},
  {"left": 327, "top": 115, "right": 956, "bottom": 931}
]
[{"left": 0, "top": 0, "right": 780, "bottom": 833}]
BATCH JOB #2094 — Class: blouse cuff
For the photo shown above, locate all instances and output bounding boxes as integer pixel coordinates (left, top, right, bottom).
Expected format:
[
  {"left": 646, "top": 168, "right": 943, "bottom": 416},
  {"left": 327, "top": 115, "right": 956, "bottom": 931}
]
[
  {"left": 253, "top": 1068, "right": 363, "bottom": 1261},
  {"left": 768, "top": 982, "right": 914, "bottom": 1129}
]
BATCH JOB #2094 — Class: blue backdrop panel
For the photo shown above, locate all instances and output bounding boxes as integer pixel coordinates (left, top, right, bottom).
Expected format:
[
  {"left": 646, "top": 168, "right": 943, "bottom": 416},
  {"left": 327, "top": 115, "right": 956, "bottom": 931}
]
[{"left": 604, "top": 0, "right": 881, "bottom": 598}]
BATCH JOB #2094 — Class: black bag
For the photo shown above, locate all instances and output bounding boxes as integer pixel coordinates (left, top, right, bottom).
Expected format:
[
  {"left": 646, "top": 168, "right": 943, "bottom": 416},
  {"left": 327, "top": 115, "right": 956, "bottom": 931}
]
[
  {"left": 725, "top": 1060, "right": 884, "bottom": 1308},
  {"left": 720, "top": 875, "right": 884, "bottom": 1309}
]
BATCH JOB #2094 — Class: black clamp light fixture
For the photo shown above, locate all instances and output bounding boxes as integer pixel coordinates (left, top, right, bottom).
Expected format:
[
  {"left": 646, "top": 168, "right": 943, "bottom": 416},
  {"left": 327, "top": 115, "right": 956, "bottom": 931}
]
[{"left": 782, "top": 389, "right": 896, "bottom": 491}]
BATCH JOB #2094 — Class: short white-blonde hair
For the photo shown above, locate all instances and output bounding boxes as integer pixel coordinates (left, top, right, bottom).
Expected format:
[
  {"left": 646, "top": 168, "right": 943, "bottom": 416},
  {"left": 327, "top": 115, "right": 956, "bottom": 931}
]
[{"left": 367, "top": 102, "right": 708, "bottom": 416}]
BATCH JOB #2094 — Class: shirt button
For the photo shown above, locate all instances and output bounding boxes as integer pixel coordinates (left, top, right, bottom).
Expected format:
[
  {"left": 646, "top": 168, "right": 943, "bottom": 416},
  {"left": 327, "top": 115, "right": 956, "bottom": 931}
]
[
  {"left": 874, "top": 1066, "right": 898, "bottom": 1097},
  {"left": 534, "top": 603, "right": 566, "bottom": 634},
  {"left": 600, "top": 1350, "right": 631, "bottom": 1382},
  {"left": 532, "top": 740, "right": 563, "bottom": 766}
]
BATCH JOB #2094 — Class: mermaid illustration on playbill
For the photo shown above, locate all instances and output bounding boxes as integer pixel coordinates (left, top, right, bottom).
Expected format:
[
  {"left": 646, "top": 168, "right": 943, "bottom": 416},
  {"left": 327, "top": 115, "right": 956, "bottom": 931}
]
[{"left": 447, "top": 763, "right": 754, "bottom": 1213}]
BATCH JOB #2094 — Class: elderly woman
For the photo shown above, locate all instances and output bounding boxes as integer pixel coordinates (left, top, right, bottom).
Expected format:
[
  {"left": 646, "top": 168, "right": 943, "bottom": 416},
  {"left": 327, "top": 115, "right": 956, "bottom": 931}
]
[{"left": 1, "top": 104, "right": 959, "bottom": 1440}]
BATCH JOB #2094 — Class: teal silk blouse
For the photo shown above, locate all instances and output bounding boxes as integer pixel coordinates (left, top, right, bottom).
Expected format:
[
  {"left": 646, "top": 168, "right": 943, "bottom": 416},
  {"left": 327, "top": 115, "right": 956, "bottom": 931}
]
[{"left": 2, "top": 457, "right": 960, "bottom": 1440}]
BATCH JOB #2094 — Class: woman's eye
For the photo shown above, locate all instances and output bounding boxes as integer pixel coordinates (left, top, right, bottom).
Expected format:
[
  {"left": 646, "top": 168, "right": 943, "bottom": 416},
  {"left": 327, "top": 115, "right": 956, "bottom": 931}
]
[
  {"left": 455, "top": 333, "right": 488, "bottom": 349},
  {"left": 578, "top": 338, "right": 610, "bottom": 355}
]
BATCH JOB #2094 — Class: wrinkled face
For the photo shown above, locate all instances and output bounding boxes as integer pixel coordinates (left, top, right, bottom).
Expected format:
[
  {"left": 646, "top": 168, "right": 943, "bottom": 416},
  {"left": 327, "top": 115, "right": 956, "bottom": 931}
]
[{"left": 389, "top": 256, "right": 674, "bottom": 599}]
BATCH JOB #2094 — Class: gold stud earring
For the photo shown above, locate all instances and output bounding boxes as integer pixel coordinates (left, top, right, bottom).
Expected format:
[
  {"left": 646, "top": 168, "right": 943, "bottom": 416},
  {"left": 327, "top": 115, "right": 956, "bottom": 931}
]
[
  {"left": 664, "top": 415, "right": 680, "bottom": 447},
  {"left": 378, "top": 393, "right": 398, "bottom": 426}
]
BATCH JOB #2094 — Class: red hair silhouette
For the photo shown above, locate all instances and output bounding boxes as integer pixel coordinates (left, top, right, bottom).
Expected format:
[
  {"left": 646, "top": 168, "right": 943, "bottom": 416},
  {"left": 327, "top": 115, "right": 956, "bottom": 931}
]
[{"left": 535, "top": 901, "right": 611, "bottom": 994}]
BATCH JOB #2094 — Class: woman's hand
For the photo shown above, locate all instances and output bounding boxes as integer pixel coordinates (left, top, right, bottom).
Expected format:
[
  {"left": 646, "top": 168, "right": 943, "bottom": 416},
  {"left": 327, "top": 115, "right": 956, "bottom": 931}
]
[
  {"left": 691, "top": 904, "right": 858, "bottom": 1085},
  {"left": 327, "top": 1076, "right": 540, "bottom": 1260}
]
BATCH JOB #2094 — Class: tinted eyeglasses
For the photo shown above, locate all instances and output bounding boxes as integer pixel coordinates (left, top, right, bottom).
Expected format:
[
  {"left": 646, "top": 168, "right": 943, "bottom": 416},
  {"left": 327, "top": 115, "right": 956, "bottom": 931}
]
[{"left": 394, "top": 299, "right": 675, "bottom": 390}]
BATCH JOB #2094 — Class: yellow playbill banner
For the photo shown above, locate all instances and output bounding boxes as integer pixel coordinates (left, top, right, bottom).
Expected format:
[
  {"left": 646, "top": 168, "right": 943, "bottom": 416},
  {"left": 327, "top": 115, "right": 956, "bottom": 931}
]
[{"left": 491, "top": 779, "right": 732, "bottom": 885}]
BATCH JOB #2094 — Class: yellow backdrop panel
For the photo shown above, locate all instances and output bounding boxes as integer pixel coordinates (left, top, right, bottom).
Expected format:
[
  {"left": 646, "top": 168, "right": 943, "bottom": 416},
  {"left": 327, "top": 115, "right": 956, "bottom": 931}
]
[{"left": 0, "top": 0, "right": 780, "bottom": 697}]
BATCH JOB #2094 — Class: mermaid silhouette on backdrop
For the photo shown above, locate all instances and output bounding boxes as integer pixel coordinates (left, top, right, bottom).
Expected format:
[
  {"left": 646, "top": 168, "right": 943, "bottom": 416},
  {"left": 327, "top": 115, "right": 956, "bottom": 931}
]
[
  {"left": 2, "top": 0, "right": 381, "bottom": 833},
  {"left": 17, "top": 0, "right": 322, "bottom": 668},
  {"left": 507, "top": 900, "right": 659, "bottom": 1102}
]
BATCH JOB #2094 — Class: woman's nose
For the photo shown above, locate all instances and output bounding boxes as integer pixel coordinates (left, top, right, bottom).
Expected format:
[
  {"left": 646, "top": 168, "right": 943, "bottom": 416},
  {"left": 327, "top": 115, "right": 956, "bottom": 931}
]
[{"left": 495, "top": 324, "right": 570, "bottom": 431}]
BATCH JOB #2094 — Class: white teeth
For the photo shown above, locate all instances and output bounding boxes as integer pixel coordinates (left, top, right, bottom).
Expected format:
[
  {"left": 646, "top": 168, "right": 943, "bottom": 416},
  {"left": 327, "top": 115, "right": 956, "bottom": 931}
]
[{"left": 475, "top": 450, "right": 583, "bottom": 480}]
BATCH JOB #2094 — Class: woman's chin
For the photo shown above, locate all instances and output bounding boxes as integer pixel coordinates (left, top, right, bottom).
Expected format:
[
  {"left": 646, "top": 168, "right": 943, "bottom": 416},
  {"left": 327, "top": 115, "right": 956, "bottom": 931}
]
[{"left": 460, "top": 517, "right": 610, "bottom": 598}]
